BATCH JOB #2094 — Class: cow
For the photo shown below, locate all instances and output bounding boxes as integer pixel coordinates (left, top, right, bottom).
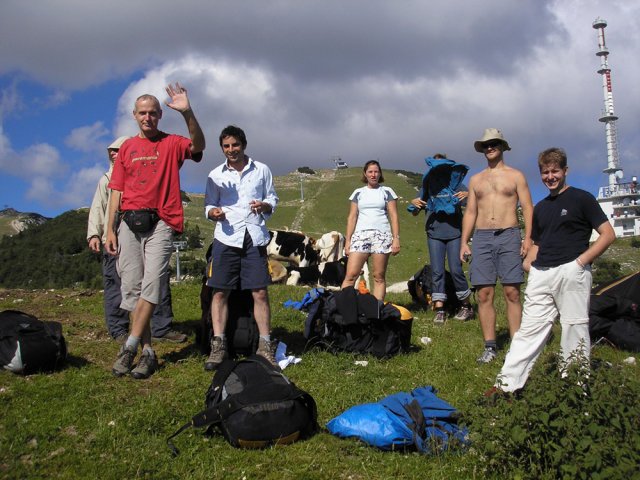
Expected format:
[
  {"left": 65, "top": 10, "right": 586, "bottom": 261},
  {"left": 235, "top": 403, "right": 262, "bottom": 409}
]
[
  {"left": 314, "top": 230, "right": 346, "bottom": 263},
  {"left": 266, "top": 230, "right": 318, "bottom": 267},
  {"left": 268, "top": 258, "right": 288, "bottom": 283},
  {"left": 286, "top": 256, "right": 371, "bottom": 290},
  {"left": 286, "top": 257, "right": 348, "bottom": 287}
]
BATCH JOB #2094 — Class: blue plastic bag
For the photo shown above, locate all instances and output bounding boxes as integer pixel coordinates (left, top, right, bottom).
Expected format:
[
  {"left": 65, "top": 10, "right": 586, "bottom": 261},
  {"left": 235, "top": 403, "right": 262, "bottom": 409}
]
[{"left": 326, "top": 386, "right": 469, "bottom": 454}]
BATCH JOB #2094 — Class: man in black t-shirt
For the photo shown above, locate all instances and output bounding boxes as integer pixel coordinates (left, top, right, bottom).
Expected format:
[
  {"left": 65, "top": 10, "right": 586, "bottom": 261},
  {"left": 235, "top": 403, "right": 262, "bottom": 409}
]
[{"left": 491, "top": 147, "right": 615, "bottom": 393}]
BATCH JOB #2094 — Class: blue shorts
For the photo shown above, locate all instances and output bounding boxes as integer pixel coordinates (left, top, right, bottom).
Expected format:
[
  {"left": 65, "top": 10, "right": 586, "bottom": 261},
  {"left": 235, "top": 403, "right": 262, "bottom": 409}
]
[
  {"left": 206, "top": 232, "right": 271, "bottom": 290},
  {"left": 470, "top": 227, "right": 524, "bottom": 286}
]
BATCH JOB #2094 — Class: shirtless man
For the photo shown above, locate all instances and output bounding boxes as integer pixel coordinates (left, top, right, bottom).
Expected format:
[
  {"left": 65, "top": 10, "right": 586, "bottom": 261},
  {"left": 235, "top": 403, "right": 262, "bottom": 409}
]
[{"left": 460, "top": 128, "right": 533, "bottom": 363}]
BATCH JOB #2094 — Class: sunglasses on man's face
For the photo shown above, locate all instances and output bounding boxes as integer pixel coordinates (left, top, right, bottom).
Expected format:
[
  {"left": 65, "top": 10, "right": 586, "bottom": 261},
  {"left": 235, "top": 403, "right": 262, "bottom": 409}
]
[{"left": 482, "top": 141, "right": 502, "bottom": 150}]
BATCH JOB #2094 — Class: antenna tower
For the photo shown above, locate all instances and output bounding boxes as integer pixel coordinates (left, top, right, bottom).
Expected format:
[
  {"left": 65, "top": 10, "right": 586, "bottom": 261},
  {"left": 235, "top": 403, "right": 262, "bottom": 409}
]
[{"left": 593, "top": 17, "right": 622, "bottom": 187}]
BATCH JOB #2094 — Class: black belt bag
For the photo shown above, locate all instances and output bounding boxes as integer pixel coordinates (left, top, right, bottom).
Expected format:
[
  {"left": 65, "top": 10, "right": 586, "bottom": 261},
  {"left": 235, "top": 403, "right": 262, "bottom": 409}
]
[{"left": 121, "top": 209, "right": 160, "bottom": 234}]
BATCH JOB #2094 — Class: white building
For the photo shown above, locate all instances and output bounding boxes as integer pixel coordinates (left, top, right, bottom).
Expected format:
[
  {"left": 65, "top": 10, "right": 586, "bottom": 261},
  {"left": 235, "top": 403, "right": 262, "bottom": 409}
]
[{"left": 597, "top": 178, "right": 640, "bottom": 237}]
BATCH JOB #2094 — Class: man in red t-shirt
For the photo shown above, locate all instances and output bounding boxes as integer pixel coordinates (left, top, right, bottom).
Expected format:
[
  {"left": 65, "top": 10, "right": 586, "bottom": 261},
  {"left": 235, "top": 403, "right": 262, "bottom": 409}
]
[{"left": 106, "top": 82, "right": 205, "bottom": 379}]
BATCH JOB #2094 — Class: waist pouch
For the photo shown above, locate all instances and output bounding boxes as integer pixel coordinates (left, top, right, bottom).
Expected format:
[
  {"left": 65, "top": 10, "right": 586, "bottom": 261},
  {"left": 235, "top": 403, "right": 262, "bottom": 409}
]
[{"left": 121, "top": 209, "right": 160, "bottom": 234}]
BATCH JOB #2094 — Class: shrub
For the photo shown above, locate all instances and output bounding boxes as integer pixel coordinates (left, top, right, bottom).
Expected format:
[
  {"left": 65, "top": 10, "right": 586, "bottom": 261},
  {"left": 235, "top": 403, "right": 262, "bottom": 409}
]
[
  {"left": 592, "top": 257, "right": 621, "bottom": 288},
  {"left": 630, "top": 236, "right": 640, "bottom": 249},
  {"left": 466, "top": 354, "right": 640, "bottom": 480},
  {"left": 297, "top": 166, "right": 316, "bottom": 175}
]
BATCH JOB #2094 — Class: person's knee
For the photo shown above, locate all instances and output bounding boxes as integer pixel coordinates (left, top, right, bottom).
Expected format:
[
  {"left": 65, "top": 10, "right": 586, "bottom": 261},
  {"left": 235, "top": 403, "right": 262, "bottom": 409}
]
[
  {"left": 476, "top": 287, "right": 494, "bottom": 304},
  {"left": 212, "top": 290, "right": 229, "bottom": 304},
  {"left": 252, "top": 288, "right": 269, "bottom": 304},
  {"left": 503, "top": 286, "right": 521, "bottom": 303},
  {"left": 343, "top": 272, "right": 359, "bottom": 283}
]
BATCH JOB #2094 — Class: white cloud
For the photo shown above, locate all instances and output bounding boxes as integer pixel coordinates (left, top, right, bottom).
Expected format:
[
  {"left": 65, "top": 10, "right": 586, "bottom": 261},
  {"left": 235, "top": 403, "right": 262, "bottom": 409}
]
[
  {"left": 2, "top": 0, "right": 640, "bottom": 214},
  {"left": 41, "top": 90, "right": 71, "bottom": 109},
  {"left": 65, "top": 121, "right": 110, "bottom": 153}
]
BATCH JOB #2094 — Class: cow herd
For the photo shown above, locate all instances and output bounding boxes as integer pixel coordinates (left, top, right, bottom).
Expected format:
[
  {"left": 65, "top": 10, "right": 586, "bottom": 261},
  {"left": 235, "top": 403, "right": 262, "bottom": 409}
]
[{"left": 266, "top": 230, "right": 370, "bottom": 290}]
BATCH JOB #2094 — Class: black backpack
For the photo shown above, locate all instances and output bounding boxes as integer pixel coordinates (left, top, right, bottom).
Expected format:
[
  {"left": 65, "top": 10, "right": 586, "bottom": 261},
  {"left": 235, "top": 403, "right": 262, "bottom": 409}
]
[
  {"left": 168, "top": 355, "right": 318, "bottom": 454},
  {"left": 0, "top": 310, "right": 67, "bottom": 374},
  {"left": 198, "top": 284, "right": 259, "bottom": 358},
  {"left": 407, "top": 264, "right": 460, "bottom": 312},
  {"left": 303, "top": 286, "right": 412, "bottom": 358},
  {"left": 197, "top": 245, "right": 260, "bottom": 358}
]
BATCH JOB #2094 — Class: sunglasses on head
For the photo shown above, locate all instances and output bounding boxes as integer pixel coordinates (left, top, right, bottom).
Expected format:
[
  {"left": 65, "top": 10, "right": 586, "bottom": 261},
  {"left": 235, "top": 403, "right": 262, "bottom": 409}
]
[{"left": 483, "top": 140, "right": 502, "bottom": 150}]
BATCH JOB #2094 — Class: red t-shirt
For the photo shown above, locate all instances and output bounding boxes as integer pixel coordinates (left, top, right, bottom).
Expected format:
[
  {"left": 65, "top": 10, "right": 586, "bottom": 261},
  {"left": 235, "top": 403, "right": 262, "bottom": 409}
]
[{"left": 109, "top": 132, "right": 194, "bottom": 233}]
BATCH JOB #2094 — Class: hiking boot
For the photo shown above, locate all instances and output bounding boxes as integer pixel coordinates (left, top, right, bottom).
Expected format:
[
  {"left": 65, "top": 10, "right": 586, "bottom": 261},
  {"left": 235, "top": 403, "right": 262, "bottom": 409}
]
[
  {"left": 112, "top": 345, "right": 137, "bottom": 377},
  {"left": 483, "top": 386, "right": 512, "bottom": 405},
  {"left": 113, "top": 333, "right": 128, "bottom": 345},
  {"left": 152, "top": 329, "right": 187, "bottom": 343},
  {"left": 433, "top": 310, "right": 446, "bottom": 324},
  {"left": 131, "top": 350, "right": 158, "bottom": 379},
  {"left": 454, "top": 305, "right": 475, "bottom": 321},
  {"left": 476, "top": 347, "right": 497, "bottom": 364},
  {"left": 204, "top": 336, "right": 227, "bottom": 371},
  {"left": 256, "top": 338, "right": 278, "bottom": 368}
]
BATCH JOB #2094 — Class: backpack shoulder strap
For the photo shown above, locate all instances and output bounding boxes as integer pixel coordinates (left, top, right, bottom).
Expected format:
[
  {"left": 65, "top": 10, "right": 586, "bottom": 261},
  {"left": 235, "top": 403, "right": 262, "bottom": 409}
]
[{"left": 167, "top": 358, "right": 241, "bottom": 456}]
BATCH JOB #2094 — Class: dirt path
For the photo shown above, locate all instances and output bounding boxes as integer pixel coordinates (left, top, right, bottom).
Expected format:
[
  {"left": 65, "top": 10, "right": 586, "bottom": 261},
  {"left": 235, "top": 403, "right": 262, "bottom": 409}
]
[{"left": 290, "top": 170, "right": 335, "bottom": 231}]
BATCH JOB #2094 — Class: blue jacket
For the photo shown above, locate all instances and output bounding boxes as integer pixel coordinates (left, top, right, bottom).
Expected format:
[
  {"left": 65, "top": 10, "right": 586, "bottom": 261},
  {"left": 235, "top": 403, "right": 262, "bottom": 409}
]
[{"left": 407, "top": 157, "right": 469, "bottom": 215}]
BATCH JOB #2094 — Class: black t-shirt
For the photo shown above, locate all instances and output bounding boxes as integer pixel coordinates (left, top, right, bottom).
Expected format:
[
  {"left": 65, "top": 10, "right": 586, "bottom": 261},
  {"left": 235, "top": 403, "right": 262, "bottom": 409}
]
[{"left": 532, "top": 186, "right": 608, "bottom": 268}]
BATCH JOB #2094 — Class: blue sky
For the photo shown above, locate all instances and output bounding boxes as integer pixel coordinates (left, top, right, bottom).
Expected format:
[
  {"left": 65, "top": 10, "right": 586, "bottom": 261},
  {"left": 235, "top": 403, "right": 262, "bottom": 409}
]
[{"left": 1, "top": 0, "right": 639, "bottom": 218}]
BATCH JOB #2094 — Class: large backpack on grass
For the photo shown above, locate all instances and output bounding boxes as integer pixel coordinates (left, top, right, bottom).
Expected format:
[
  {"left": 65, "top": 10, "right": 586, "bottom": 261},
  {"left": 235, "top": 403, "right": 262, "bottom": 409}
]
[
  {"left": 168, "top": 355, "right": 318, "bottom": 454},
  {"left": 298, "top": 286, "right": 413, "bottom": 358},
  {"left": 0, "top": 310, "right": 67, "bottom": 374},
  {"left": 198, "top": 283, "right": 259, "bottom": 358},
  {"left": 197, "top": 247, "right": 259, "bottom": 358},
  {"left": 407, "top": 264, "right": 460, "bottom": 311}
]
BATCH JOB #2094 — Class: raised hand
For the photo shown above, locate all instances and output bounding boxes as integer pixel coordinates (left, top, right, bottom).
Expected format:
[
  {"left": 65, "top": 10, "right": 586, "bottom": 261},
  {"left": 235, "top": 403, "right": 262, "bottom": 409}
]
[{"left": 165, "top": 82, "right": 191, "bottom": 113}]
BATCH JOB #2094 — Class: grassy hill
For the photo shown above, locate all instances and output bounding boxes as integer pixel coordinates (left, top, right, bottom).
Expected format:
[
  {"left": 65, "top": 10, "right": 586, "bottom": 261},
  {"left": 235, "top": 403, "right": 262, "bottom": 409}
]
[
  {"left": 2, "top": 167, "right": 638, "bottom": 289},
  {"left": 0, "top": 168, "right": 639, "bottom": 479},
  {"left": 0, "top": 208, "right": 50, "bottom": 238},
  {"left": 181, "top": 167, "right": 429, "bottom": 283}
]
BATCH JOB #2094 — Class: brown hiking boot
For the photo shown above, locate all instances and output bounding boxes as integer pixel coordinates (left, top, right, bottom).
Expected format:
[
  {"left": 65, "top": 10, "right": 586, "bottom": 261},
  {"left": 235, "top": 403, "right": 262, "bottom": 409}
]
[
  {"left": 483, "top": 386, "right": 513, "bottom": 405},
  {"left": 152, "top": 329, "right": 187, "bottom": 343},
  {"left": 256, "top": 338, "right": 278, "bottom": 368},
  {"left": 454, "top": 305, "right": 475, "bottom": 321},
  {"left": 204, "top": 336, "right": 227, "bottom": 371}
]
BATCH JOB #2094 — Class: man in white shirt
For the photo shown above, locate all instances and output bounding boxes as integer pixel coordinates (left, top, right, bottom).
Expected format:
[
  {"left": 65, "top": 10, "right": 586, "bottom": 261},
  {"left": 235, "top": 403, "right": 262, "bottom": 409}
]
[{"left": 204, "top": 125, "right": 279, "bottom": 370}]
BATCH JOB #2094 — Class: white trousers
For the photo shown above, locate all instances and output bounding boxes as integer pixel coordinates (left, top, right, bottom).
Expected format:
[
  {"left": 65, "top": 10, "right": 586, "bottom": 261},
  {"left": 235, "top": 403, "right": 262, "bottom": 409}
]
[{"left": 496, "top": 259, "right": 592, "bottom": 392}]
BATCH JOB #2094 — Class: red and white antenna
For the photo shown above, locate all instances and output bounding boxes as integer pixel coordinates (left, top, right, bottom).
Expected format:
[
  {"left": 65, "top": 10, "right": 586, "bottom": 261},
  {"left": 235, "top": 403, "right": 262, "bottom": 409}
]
[{"left": 593, "top": 17, "right": 623, "bottom": 187}]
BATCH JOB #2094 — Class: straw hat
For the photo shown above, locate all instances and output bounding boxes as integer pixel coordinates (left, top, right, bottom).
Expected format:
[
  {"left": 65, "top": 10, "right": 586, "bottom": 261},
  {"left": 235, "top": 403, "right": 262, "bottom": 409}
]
[
  {"left": 107, "top": 136, "right": 129, "bottom": 151},
  {"left": 473, "top": 128, "right": 511, "bottom": 153}
]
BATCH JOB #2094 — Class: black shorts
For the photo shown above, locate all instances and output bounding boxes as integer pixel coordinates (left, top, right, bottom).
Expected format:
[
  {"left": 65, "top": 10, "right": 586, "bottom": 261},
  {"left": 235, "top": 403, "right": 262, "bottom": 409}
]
[{"left": 206, "top": 232, "right": 271, "bottom": 290}]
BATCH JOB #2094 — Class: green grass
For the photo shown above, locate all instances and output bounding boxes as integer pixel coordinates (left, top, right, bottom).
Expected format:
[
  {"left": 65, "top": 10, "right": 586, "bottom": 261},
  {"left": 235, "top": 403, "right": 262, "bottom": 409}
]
[
  {"left": 1, "top": 168, "right": 639, "bottom": 478},
  {"left": 1, "top": 281, "right": 638, "bottom": 479}
]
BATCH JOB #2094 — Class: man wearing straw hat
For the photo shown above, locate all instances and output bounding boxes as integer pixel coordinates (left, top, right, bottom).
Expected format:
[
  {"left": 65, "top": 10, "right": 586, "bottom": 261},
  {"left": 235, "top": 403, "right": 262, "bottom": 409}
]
[{"left": 460, "top": 128, "right": 533, "bottom": 364}]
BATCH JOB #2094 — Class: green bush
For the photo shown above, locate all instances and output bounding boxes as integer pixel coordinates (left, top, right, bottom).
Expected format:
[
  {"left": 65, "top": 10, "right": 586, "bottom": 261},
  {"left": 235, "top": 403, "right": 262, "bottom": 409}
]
[
  {"left": 592, "top": 257, "right": 622, "bottom": 288},
  {"left": 630, "top": 236, "right": 640, "bottom": 248},
  {"left": 297, "top": 166, "right": 316, "bottom": 175},
  {"left": 466, "top": 354, "right": 640, "bottom": 480}
]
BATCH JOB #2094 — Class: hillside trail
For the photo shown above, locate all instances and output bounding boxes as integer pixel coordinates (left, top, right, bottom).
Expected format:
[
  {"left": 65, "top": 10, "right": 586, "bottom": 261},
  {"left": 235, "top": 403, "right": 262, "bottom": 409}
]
[{"left": 290, "top": 170, "right": 336, "bottom": 233}]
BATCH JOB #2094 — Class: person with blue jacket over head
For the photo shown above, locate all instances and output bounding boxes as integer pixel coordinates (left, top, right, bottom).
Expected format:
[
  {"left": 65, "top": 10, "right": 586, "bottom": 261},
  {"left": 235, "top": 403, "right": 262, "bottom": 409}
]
[{"left": 409, "top": 154, "right": 474, "bottom": 324}]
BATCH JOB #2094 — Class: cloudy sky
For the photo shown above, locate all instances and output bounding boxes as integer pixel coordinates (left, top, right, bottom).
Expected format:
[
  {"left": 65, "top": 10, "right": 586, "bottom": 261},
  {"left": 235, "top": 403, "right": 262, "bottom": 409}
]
[{"left": 1, "top": 0, "right": 638, "bottom": 217}]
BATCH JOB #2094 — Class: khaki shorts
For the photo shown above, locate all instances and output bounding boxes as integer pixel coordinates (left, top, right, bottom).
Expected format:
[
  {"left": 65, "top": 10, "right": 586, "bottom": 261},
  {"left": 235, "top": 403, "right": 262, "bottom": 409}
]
[{"left": 116, "top": 220, "right": 173, "bottom": 311}]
